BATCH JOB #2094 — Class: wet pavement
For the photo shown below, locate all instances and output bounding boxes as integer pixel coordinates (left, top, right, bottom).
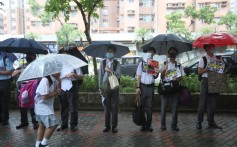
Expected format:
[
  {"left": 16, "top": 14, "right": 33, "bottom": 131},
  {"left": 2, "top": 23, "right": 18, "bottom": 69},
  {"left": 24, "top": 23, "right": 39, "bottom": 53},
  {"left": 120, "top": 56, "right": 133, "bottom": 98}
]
[{"left": 0, "top": 110, "right": 237, "bottom": 147}]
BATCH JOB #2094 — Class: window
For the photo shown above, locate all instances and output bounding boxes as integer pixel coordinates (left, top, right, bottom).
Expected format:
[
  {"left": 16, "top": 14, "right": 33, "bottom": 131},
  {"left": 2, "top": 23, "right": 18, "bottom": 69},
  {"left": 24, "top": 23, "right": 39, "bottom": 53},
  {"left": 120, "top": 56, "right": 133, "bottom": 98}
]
[
  {"left": 102, "top": 7, "right": 108, "bottom": 16},
  {"left": 212, "top": 2, "right": 221, "bottom": 9},
  {"left": 120, "top": 0, "right": 124, "bottom": 7},
  {"left": 199, "top": 3, "right": 205, "bottom": 8},
  {"left": 128, "top": 15, "right": 134, "bottom": 20},
  {"left": 12, "top": 26, "right": 16, "bottom": 29},
  {"left": 10, "top": 0, "right": 14, "bottom": 4},
  {"left": 102, "top": 19, "right": 108, "bottom": 27},
  {"left": 70, "top": 10, "right": 77, "bottom": 17},
  {"left": 143, "top": 0, "right": 151, "bottom": 7},
  {"left": 120, "top": 15, "right": 124, "bottom": 22},
  {"left": 139, "top": 14, "right": 152, "bottom": 22}
]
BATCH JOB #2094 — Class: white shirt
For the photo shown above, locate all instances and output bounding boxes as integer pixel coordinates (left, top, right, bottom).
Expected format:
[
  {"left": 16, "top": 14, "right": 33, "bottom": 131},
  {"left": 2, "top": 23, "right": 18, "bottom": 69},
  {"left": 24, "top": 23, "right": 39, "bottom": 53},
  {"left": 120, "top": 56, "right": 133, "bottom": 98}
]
[
  {"left": 34, "top": 77, "right": 57, "bottom": 115},
  {"left": 60, "top": 66, "right": 83, "bottom": 91},
  {"left": 136, "top": 61, "right": 154, "bottom": 84},
  {"left": 160, "top": 61, "right": 185, "bottom": 82},
  {"left": 198, "top": 54, "right": 217, "bottom": 78}
]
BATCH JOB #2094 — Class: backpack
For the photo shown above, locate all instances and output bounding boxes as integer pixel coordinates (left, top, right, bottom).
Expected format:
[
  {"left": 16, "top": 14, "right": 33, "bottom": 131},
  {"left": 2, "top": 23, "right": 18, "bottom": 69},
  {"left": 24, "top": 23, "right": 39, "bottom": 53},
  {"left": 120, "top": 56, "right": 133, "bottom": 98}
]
[
  {"left": 103, "top": 59, "right": 120, "bottom": 82},
  {"left": 18, "top": 79, "right": 41, "bottom": 108},
  {"left": 198, "top": 56, "right": 207, "bottom": 81}
]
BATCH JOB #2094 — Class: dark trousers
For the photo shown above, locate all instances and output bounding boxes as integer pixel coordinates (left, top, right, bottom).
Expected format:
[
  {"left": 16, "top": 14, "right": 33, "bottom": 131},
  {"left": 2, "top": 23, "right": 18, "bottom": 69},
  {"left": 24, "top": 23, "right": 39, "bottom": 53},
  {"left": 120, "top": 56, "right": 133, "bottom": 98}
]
[
  {"left": 197, "top": 78, "right": 218, "bottom": 123},
  {"left": 19, "top": 107, "right": 37, "bottom": 125},
  {"left": 59, "top": 84, "right": 78, "bottom": 127},
  {"left": 0, "top": 79, "right": 11, "bottom": 123},
  {"left": 140, "top": 84, "right": 154, "bottom": 127},
  {"left": 160, "top": 92, "right": 179, "bottom": 128},
  {"left": 102, "top": 89, "right": 119, "bottom": 128}
]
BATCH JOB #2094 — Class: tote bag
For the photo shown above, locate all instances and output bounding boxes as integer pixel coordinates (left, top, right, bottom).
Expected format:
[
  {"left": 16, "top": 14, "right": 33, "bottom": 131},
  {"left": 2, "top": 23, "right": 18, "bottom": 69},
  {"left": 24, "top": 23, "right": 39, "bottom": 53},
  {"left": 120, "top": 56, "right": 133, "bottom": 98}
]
[{"left": 108, "top": 73, "right": 119, "bottom": 90}]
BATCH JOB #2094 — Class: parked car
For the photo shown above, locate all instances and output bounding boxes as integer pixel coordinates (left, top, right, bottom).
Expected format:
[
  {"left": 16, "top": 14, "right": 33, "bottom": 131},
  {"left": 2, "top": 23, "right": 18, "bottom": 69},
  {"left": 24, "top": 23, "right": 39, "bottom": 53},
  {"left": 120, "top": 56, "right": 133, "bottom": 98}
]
[
  {"left": 183, "top": 52, "right": 237, "bottom": 76},
  {"left": 118, "top": 56, "right": 143, "bottom": 77}
]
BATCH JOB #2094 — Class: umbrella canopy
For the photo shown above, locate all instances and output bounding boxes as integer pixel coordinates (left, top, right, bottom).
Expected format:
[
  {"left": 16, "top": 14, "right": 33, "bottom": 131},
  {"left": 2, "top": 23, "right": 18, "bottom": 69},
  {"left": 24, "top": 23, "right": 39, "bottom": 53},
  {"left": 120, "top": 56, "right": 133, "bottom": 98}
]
[
  {"left": 193, "top": 33, "right": 237, "bottom": 48},
  {"left": 60, "top": 46, "right": 89, "bottom": 75},
  {"left": 0, "top": 38, "right": 51, "bottom": 54},
  {"left": 83, "top": 41, "right": 130, "bottom": 58},
  {"left": 141, "top": 34, "right": 192, "bottom": 55},
  {"left": 17, "top": 54, "right": 87, "bottom": 82}
]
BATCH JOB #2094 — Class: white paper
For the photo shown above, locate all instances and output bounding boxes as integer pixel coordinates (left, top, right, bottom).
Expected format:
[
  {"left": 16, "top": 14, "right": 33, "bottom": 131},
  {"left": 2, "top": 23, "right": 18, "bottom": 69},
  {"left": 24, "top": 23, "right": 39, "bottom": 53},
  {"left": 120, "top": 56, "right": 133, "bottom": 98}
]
[
  {"left": 207, "top": 60, "right": 225, "bottom": 74},
  {"left": 165, "top": 67, "right": 181, "bottom": 82}
]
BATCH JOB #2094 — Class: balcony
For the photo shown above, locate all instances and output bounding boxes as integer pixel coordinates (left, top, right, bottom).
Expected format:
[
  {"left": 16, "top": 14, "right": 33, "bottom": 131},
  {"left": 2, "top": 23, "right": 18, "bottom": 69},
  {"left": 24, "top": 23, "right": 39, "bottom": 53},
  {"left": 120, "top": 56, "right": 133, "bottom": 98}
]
[
  {"left": 127, "top": 10, "right": 135, "bottom": 15},
  {"left": 167, "top": 3, "right": 185, "bottom": 9}
]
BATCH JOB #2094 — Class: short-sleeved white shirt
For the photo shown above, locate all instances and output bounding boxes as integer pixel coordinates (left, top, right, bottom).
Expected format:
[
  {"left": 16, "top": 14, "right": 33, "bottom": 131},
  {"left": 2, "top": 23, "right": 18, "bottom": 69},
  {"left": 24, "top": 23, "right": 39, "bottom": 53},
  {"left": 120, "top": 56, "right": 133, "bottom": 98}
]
[
  {"left": 136, "top": 61, "right": 154, "bottom": 84},
  {"left": 198, "top": 54, "right": 217, "bottom": 78},
  {"left": 34, "top": 76, "right": 57, "bottom": 115},
  {"left": 159, "top": 61, "right": 185, "bottom": 82}
]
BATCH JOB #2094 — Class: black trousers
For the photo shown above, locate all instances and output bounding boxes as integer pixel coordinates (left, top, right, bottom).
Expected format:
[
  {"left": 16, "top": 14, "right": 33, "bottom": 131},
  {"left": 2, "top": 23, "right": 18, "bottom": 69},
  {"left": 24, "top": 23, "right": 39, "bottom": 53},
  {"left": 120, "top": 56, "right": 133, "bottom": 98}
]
[
  {"left": 19, "top": 107, "right": 37, "bottom": 125},
  {"left": 59, "top": 83, "right": 78, "bottom": 127},
  {"left": 140, "top": 83, "right": 154, "bottom": 127},
  {"left": 102, "top": 89, "right": 119, "bottom": 128},
  {"left": 0, "top": 79, "right": 11, "bottom": 123}
]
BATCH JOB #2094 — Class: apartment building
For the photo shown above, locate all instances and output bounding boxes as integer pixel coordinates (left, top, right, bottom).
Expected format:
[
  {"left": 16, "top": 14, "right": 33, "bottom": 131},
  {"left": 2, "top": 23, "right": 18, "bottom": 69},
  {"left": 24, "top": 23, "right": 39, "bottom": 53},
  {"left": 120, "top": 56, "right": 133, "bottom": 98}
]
[
  {"left": 230, "top": 0, "right": 237, "bottom": 13},
  {"left": 0, "top": 9, "right": 4, "bottom": 34}
]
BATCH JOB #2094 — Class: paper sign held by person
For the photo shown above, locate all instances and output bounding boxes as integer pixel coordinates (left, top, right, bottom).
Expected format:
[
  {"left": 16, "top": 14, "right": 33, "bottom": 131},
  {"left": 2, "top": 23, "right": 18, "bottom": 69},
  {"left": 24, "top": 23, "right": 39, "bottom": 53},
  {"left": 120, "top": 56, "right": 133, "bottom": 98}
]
[{"left": 207, "top": 60, "right": 225, "bottom": 74}]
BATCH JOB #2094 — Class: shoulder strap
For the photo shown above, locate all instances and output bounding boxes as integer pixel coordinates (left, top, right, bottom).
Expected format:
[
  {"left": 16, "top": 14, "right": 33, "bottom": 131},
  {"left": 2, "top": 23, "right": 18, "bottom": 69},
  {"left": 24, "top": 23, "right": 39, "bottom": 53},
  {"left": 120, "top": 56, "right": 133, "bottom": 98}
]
[
  {"left": 2, "top": 56, "right": 7, "bottom": 66},
  {"left": 203, "top": 56, "right": 207, "bottom": 68},
  {"left": 103, "top": 59, "right": 106, "bottom": 70},
  {"left": 113, "top": 60, "right": 118, "bottom": 71}
]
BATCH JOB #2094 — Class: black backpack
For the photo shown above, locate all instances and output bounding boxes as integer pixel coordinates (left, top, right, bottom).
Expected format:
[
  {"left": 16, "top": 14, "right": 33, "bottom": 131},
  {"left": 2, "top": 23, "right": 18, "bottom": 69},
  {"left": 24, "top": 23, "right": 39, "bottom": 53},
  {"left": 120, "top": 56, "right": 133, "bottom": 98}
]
[{"left": 198, "top": 56, "right": 207, "bottom": 81}]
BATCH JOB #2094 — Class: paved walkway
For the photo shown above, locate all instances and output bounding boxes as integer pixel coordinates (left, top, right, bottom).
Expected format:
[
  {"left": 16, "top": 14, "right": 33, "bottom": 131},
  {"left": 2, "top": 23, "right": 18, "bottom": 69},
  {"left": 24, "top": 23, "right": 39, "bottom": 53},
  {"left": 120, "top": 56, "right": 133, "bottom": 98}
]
[{"left": 0, "top": 111, "right": 237, "bottom": 147}]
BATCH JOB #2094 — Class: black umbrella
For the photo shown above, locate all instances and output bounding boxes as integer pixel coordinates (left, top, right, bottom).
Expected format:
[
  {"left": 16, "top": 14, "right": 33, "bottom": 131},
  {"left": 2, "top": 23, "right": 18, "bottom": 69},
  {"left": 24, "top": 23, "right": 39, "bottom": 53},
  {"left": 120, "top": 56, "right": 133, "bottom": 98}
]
[
  {"left": 83, "top": 41, "right": 130, "bottom": 58},
  {"left": 0, "top": 38, "right": 51, "bottom": 54},
  {"left": 59, "top": 47, "right": 89, "bottom": 75},
  {"left": 141, "top": 34, "right": 192, "bottom": 55}
]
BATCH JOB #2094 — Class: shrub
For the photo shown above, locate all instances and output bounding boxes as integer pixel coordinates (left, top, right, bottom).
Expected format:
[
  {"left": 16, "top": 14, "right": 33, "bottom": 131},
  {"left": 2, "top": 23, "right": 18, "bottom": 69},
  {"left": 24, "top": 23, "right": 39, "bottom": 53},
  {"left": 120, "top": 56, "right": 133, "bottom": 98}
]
[
  {"left": 180, "top": 74, "right": 200, "bottom": 93},
  {"left": 227, "top": 75, "right": 237, "bottom": 93},
  {"left": 80, "top": 75, "right": 99, "bottom": 92}
]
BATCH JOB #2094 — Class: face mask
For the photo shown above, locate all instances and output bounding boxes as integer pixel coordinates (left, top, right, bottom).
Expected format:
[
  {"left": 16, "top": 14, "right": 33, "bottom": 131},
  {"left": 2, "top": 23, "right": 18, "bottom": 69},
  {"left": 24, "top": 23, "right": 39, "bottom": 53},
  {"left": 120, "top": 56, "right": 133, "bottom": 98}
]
[
  {"left": 106, "top": 53, "right": 114, "bottom": 59},
  {"left": 146, "top": 53, "right": 152, "bottom": 60},
  {"left": 169, "top": 53, "right": 177, "bottom": 58}
]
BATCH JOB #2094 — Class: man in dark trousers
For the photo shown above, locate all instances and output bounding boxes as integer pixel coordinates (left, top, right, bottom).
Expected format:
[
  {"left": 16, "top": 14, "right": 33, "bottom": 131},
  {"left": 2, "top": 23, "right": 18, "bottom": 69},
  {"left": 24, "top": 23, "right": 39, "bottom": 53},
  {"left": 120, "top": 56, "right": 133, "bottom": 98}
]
[
  {"left": 98, "top": 45, "right": 121, "bottom": 133},
  {"left": 196, "top": 44, "right": 222, "bottom": 130},
  {"left": 0, "top": 52, "right": 14, "bottom": 125},
  {"left": 136, "top": 47, "right": 158, "bottom": 132},
  {"left": 57, "top": 50, "right": 83, "bottom": 132}
]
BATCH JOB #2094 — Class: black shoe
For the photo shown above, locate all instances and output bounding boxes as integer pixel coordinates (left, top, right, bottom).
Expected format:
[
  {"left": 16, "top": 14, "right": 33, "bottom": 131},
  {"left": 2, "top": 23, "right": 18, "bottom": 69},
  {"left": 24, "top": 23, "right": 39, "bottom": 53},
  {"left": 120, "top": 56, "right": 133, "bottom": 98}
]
[
  {"left": 70, "top": 126, "right": 78, "bottom": 132},
  {"left": 209, "top": 122, "right": 222, "bottom": 129},
  {"left": 103, "top": 127, "right": 110, "bottom": 132},
  {"left": 140, "top": 126, "right": 146, "bottom": 131},
  {"left": 161, "top": 125, "right": 166, "bottom": 130},
  {"left": 16, "top": 123, "right": 29, "bottom": 129},
  {"left": 33, "top": 123, "right": 39, "bottom": 130},
  {"left": 56, "top": 125, "right": 68, "bottom": 131},
  {"left": 146, "top": 126, "right": 153, "bottom": 132},
  {"left": 112, "top": 127, "right": 118, "bottom": 133},
  {"left": 2, "top": 121, "right": 9, "bottom": 126},
  {"left": 171, "top": 127, "right": 179, "bottom": 131},
  {"left": 39, "top": 143, "right": 48, "bottom": 147},
  {"left": 196, "top": 122, "right": 202, "bottom": 129}
]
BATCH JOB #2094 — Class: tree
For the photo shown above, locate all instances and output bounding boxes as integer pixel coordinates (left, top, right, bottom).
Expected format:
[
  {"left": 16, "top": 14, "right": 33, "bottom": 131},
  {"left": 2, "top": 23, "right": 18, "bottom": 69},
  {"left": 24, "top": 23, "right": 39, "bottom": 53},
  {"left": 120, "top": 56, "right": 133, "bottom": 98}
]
[
  {"left": 45, "top": 0, "right": 104, "bottom": 75},
  {"left": 198, "top": 6, "right": 217, "bottom": 24},
  {"left": 184, "top": 5, "right": 199, "bottom": 28},
  {"left": 135, "top": 28, "right": 151, "bottom": 44},
  {"left": 219, "top": 11, "right": 237, "bottom": 31},
  {"left": 56, "top": 23, "right": 84, "bottom": 46},
  {"left": 25, "top": 32, "right": 40, "bottom": 40}
]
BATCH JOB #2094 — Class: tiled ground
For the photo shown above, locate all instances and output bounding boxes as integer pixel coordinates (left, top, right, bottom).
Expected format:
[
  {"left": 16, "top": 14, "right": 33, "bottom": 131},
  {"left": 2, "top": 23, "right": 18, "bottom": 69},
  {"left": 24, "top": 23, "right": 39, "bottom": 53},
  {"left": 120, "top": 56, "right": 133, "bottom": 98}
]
[{"left": 0, "top": 110, "right": 237, "bottom": 147}]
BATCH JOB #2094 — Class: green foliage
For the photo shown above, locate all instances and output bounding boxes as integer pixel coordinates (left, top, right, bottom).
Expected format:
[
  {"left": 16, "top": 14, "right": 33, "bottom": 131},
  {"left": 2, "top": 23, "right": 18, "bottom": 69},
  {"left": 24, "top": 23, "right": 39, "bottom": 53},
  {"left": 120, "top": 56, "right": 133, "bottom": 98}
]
[
  {"left": 80, "top": 75, "right": 99, "bottom": 92},
  {"left": 227, "top": 76, "right": 237, "bottom": 93},
  {"left": 120, "top": 76, "right": 137, "bottom": 88},
  {"left": 28, "top": 0, "right": 42, "bottom": 17},
  {"left": 25, "top": 32, "right": 40, "bottom": 40},
  {"left": 198, "top": 6, "right": 217, "bottom": 24},
  {"left": 219, "top": 11, "right": 237, "bottom": 31},
  {"left": 56, "top": 23, "right": 84, "bottom": 46},
  {"left": 121, "top": 87, "right": 136, "bottom": 93},
  {"left": 135, "top": 28, "right": 151, "bottom": 44},
  {"left": 198, "top": 26, "right": 215, "bottom": 36},
  {"left": 180, "top": 74, "right": 200, "bottom": 93},
  {"left": 184, "top": 6, "right": 199, "bottom": 20}
]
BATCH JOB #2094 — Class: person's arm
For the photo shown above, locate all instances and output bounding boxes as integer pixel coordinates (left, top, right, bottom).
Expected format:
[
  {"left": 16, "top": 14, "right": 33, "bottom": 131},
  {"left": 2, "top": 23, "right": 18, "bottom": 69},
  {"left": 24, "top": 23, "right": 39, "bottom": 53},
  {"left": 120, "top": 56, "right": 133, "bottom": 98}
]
[
  {"left": 42, "top": 77, "right": 61, "bottom": 100},
  {"left": 72, "top": 68, "right": 83, "bottom": 80},
  {"left": 12, "top": 69, "right": 22, "bottom": 77},
  {"left": 98, "top": 61, "right": 104, "bottom": 89},
  {"left": 160, "top": 63, "right": 167, "bottom": 79},
  {"left": 136, "top": 62, "right": 142, "bottom": 94},
  {"left": 0, "top": 70, "right": 13, "bottom": 75},
  {"left": 198, "top": 58, "right": 208, "bottom": 75},
  {"left": 114, "top": 62, "right": 121, "bottom": 79},
  {"left": 0, "top": 58, "right": 14, "bottom": 75}
]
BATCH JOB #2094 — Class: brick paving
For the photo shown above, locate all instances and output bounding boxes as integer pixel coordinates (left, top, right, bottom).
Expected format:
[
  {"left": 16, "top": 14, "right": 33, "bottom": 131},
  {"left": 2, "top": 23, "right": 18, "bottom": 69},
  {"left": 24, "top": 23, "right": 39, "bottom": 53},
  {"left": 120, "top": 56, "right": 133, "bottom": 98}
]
[{"left": 0, "top": 110, "right": 237, "bottom": 147}]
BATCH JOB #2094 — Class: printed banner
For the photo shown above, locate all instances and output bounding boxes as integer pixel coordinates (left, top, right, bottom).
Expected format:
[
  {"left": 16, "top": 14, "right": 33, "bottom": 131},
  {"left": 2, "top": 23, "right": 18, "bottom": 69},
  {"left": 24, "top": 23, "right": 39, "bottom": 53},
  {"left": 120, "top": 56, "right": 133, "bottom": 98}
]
[
  {"left": 142, "top": 60, "right": 159, "bottom": 75},
  {"left": 207, "top": 60, "right": 225, "bottom": 74},
  {"left": 165, "top": 67, "right": 181, "bottom": 81}
]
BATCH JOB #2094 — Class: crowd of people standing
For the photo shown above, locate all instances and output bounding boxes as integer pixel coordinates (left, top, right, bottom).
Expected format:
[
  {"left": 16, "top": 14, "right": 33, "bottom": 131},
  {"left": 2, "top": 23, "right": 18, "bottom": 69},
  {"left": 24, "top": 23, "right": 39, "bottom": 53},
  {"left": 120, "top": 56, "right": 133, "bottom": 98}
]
[{"left": 0, "top": 44, "right": 222, "bottom": 147}]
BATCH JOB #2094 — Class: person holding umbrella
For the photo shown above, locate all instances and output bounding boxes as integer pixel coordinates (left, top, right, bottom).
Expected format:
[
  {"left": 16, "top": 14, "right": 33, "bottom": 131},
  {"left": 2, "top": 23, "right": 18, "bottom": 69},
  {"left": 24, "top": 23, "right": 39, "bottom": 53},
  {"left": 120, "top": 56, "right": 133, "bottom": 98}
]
[
  {"left": 136, "top": 47, "right": 158, "bottom": 132},
  {"left": 0, "top": 52, "right": 14, "bottom": 125},
  {"left": 196, "top": 44, "right": 222, "bottom": 130},
  {"left": 98, "top": 45, "right": 121, "bottom": 133},
  {"left": 159, "top": 47, "right": 185, "bottom": 131}
]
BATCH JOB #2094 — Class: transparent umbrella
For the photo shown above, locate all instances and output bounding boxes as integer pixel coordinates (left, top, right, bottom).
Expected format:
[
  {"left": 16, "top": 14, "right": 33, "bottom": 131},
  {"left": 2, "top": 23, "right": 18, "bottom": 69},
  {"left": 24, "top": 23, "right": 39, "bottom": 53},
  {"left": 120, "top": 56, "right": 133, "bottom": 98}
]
[{"left": 17, "top": 54, "right": 87, "bottom": 82}]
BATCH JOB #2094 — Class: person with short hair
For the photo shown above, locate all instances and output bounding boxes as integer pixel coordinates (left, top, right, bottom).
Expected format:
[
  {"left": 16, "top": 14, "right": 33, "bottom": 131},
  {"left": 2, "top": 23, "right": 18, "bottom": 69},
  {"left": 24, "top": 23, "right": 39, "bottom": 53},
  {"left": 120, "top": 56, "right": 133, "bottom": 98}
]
[
  {"left": 196, "top": 44, "right": 222, "bottom": 130},
  {"left": 136, "top": 47, "right": 158, "bottom": 132},
  {"left": 159, "top": 47, "right": 185, "bottom": 131},
  {"left": 98, "top": 45, "right": 121, "bottom": 133},
  {"left": 0, "top": 52, "right": 14, "bottom": 125}
]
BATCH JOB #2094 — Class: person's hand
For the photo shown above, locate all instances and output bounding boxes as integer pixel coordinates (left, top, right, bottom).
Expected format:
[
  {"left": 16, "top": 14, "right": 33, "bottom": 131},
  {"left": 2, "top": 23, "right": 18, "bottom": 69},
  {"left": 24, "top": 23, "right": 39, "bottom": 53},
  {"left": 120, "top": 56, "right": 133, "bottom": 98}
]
[
  {"left": 137, "top": 88, "right": 141, "bottom": 94},
  {"left": 164, "top": 64, "right": 168, "bottom": 71},
  {"left": 105, "top": 66, "right": 112, "bottom": 73},
  {"left": 65, "top": 73, "right": 74, "bottom": 78},
  {"left": 56, "top": 87, "right": 61, "bottom": 94}
]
